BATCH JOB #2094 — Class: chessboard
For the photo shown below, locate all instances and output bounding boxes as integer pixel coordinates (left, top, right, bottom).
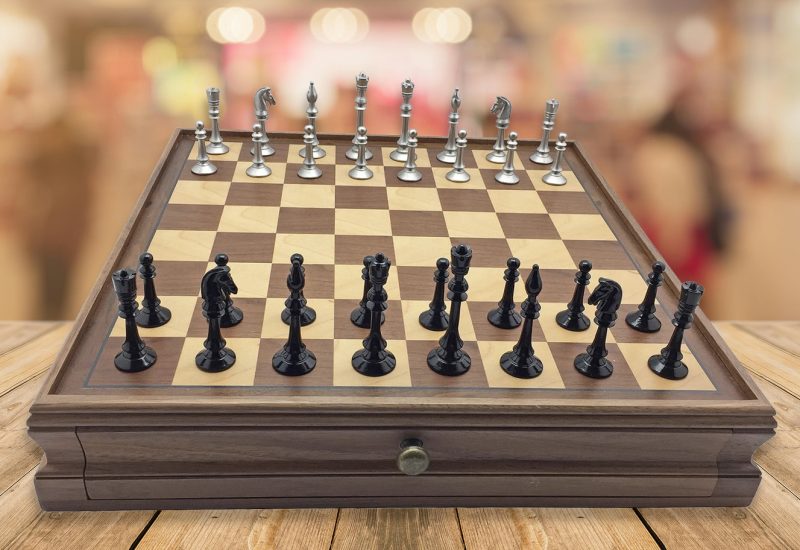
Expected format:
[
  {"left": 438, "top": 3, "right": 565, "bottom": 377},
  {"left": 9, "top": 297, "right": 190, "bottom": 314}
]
[{"left": 29, "top": 130, "right": 775, "bottom": 511}]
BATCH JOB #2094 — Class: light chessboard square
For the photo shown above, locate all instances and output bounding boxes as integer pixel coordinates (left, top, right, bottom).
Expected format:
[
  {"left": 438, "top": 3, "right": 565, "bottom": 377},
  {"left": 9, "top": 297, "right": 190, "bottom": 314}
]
[
  {"left": 218, "top": 205, "right": 280, "bottom": 233},
  {"left": 506, "top": 239, "right": 577, "bottom": 270},
  {"left": 232, "top": 161, "right": 287, "bottom": 184},
  {"left": 386, "top": 187, "right": 442, "bottom": 211},
  {"left": 272, "top": 233, "right": 336, "bottom": 265},
  {"left": 478, "top": 341, "right": 565, "bottom": 389},
  {"left": 149, "top": 230, "right": 216, "bottom": 262},
  {"left": 618, "top": 343, "right": 714, "bottom": 391},
  {"left": 280, "top": 184, "right": 335, "bottom": 209},
  {"left": 550, "top": 214, "right": 616, "bottom": 241},
  {"left": 444, "top": 211, "right": 505, "bottom": 239},
  {"left": 487, "top": 189, "right": 547, "bottom": 214},
  {"left": 172, "top": 337, "right": 260, "bottom": 386},
  {"left": 261, "top": 298, "right": 335, "bottom": 340},
  {"left": 170, "top": 180, "right": 231, "bottom": 205}
]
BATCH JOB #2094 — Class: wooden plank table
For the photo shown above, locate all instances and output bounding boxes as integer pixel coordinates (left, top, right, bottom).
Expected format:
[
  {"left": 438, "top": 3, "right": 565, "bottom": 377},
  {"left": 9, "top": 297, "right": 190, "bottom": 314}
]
[{"left": 2, "top": 320, "right": 798, "bottom": 549}]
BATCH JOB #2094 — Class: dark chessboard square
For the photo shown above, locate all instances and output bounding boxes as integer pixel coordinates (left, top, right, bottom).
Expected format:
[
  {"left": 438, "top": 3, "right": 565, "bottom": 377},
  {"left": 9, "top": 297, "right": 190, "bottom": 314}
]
[
  {"left": 517, "top": 144, "right": 544, "bottom": 169},
  {"left": 238, "top": 141, "right": 289, "bottom": 163},
  {"left": 269, "top": 264, "right": 334, "bottom": 299},
  {"left": 277, "top": 207, "right": 335, "bottom": 234},
  {"left": 480, "top": 168, "right": 534, "bottom": 191},
  {"left": 497, "top": 213, "right": 560, "bottom": 239},
  {"left": 429, "top": 148, "right": 478, "bottom": 169},
  {"left": 406, "top": 340, "right": 488, "bottom": 388},
  {"left": 179, "top": 160, "right": 236, "bottom": 182},
  {"left": 89, "top": 337, "right": 183, "bottom": 387},
  {"left": 335, "top": 235, "right": 396, "bottom": 265},
  {"left": 334, "top": 299, "right": 406, "bottom": 340},
  {"left": 612, "top": 303, "right": 673, "bottom": 345},
  {"left": 226, "top": 182, "right": 283, "bottom": 206},
  {"left": 385, "top": 166, "right": 436, "bottom": 187},
  {"left": 335, "top": 142, "right": 356, "bottom": 166},
  {"left": 335, "top": 186, "right": 389, "bottom": 210},
  {"left": 437, "top": 189, "right": 494, "bottom": 212},
  {"left": 255, "top": 339, "right": 334, "bottom": 387},
  {"left": 548, "top": 342, "right": 639, "bottom": 390},
  {"left": 390, "top": 211, "right": 449, "bottom": 237},
  {"left": 530, "top": 269, "right": 579, "bottom": 304},
  {"left": 211, "top": 232, "right": 275, "bottom": 263},
  {"left": 150, "top": 261, "right": 208, "bottom": 295},
  {"left": 188, "top": 297, "right": 266, "bottom": 338},
  {"left": 469, "top": 301, "right": 546, "bottom": 342},
  {"left": 396, "top": 266, "right": 440, "bottom": 300},
  {"left": 283, "top": 164, "right": 336, "bottom": 186},
  {"left": 160, "top": 204, "right": 223, "bottom": 231},
  {"left": 563, "top": 240, "right": 634, "bottom": 270},
  {"left": 452, "top": 238, "right": 513, "bottom": 268},
  {"left": 538, "top": 191, "right": 598, "bottom": 214}
]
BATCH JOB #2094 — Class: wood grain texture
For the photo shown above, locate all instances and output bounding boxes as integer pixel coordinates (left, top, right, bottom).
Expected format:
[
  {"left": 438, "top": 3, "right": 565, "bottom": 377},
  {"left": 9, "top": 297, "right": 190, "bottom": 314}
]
[
  {"left": 331, "top": 508, "right": 464, "bottom": 550},
  {"left": 0, "top": 321, "right": 61, "bottom": 355}
]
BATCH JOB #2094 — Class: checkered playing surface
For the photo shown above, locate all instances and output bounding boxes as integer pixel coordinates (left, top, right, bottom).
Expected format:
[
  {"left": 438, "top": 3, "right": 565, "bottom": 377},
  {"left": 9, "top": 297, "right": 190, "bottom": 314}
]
[{"left": 89, "top": 136, "right": 715, "bottom": 393}]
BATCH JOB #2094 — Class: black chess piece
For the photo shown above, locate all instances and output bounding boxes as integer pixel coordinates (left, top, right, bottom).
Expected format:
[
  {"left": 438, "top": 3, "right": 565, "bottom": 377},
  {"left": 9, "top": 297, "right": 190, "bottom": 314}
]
[
  {"left": 418, "top": 257, "right": 450, "bottom": 331},
  {"left": 282, "top": 253, "right": 316, "bottom": 326},
  {"left": 214, "top": 254, "right": 243, "bottom": 328},
  {"left": 500, "top": 264, "right": 544, "bottom": 379},
  {"left": 427, "top": 244, "right": 473, "bottom": 376},
  {"left": 112, "top": 268, "right": 157, "bottom": 373},
  {"left": 648, "top": 281, "right": 704, "bottom": 380},
  {"left": 273, "top": 256, "right": 316, "bottom": 376},
  {"left": 134, "top": 252, "right": 172, "bottom": 328},
  {"left": 626, "top": 261, "right": 666, "bottom": 333},
  {"left": 574, "top": 278, "right": 623, "bottom": 379},
  {"left": 196, "top": 261, "right": 238, "bottom": 372},
  {"left": 352, "top": 253, "right": 396, "bottom": 377},
  {"left": 556, "top": 260, "right": 592, "bottom": 331},
  {"left": 487, "top": 257, "right": 522, "bottom": 329},
  {"left": 351, "top": 255, "right": 385, "bottom": 328}
]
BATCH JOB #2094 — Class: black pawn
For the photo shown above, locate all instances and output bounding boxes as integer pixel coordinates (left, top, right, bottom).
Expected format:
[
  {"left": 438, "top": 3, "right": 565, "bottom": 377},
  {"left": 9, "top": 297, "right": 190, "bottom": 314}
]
[
  {"left": 214, "top": 254, "right": 243, "bottom": 328},
  {"left": 648, "top": 281, "right": 704, "bottom": 380},
  {"left": 626, "top": 261, "right": 666, "bottom": 333},
  {"left": 135, "top": 253, "right": 171, "bottom": 328},
  {"left": 352, "top": 253, "right": 396, "bottom": 377},
  {"left": 196, "top": 261, "right": 238, "bottom": 372},
  {"left": 427, "top": 244, "right": 472, "bottom": 376},
  {"left": 418, "top": 257, "right": 450, "bottom": 331},
  {"left": 273, "top": 257, "right": 316, "bottom": 376},
  {"left": 500, "top": 264, "right": 543, "bottom": 379},
  {"left": 487, "top": 257, "right": 522, "bottom": 329},
  {"left": 574, "top": 278, "right": 623, "bottom": 379},
  {"left": 112, "top": 268, "right": 157, "bottom": 373},
  {"left": 351, "top": 255, "right": 385, "bottom": 328},
  {"left": 556, "top": 260, "right": 592, "bottom": 331},
  {"left": 282, "top": 253, "right": 316, "bottom": 326}
]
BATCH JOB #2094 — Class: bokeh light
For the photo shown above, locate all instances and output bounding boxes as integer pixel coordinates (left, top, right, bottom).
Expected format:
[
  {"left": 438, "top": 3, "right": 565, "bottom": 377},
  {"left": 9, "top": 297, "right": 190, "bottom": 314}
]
[
  {"left": 310, "top": 8, "right": 369, "bottom": 43},
  {"left": 412, "top": 7, "right": 472, "bottom": 43},
  {"left": 141, "top": 37, "right": 178, "bottom": 76},
  {"left": 206, "top": 7, "right": 265, "bottom": 44}
]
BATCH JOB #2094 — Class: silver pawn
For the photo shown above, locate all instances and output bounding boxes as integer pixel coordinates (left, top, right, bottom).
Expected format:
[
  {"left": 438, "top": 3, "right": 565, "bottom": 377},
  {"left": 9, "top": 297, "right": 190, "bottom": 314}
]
[
  {"left": 531, "top": 98, "right": 560, "bottom": 164},
  {"left": 299, "top": 82, "right": 326, "bottom": 159},
  {"left": 348, "top": 126, "right": 373, "bottom": 180},
  {"left": 390, "top": 79, "right": 415, "bottom": 162},
  {"left": 191, "top": 121, "right": 217, "bottom": 176},
  {"left": 495, "top": 131, "right": 520, "bottom": 185},
  {"left": 487, "top": 96, "right": 512, "bottom": 164},
  {"left": 251, "top": 87, "right": 276, "bottom": 157},
  {"left": 437, "top": 88, "right": 461, "bottom": 163},
  {"left": 346, "top": 73, "right": 373, "bottom": 161},
  {"left": 246, "top": 123, "right": 271, "bottom": 178},
  {"left": 445, "top": 129, "right": 471, "bottom": 183},
  {"left": 397, "top": 129, "right": 422, "bottom": 182},
  {"left": 542, "top": 132, "right": 568, "bottom": 186},
  {"left": 205, "top": 87, "right": 229, "bottom": 155},
  {"left": 297, "top": 124, "right": 322, "bottom": 180}
]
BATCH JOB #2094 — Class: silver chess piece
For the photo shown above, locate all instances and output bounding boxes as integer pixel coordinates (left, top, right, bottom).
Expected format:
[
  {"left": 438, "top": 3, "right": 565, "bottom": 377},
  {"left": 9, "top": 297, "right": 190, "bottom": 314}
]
[
  {"left": 445, "top": 129, "right": 471, "bottom": 183},
  {"left": 191, "top": 121, "right": 217, "bottom": 176},
  {"left": 348, "top": 126, "right": 373, "bottom": 180},
  {"left": 397, "top": 129, "right": 422, "bottom": 182},
  {"left": 437, "top": 88, "right": 462, "bottom": 163},
  {"left": 487, "top": 96, "right": 512, "bottom": 164},
  {"left": 246, "top": 123, "right": 271, "bottom": 178},
  {"left": 205, "top": 87, "right": 229, "bottom": 155},
  {"left": 390, "top": 79, "right": 415, "bottom": 162},
  {"left": 495, "top": 131, "right": 520, "bottom": 185},
  {"left": 531, "top": 98, "right": 560, "bottom": 164},
  {"left": 299, "top": 81, "right": 326, "bottom": 159},
  {"left": 346, "top": 73, "right": 373, "bottom": 161},
  {"left": 542, "top": 132, "right": 568, "bottom": 186},
  {"left": 251, "top": 87, "right": 276, "bottom": 157},
  {"left": 298, "top": 124, "right": 322, "bottom": 179}
]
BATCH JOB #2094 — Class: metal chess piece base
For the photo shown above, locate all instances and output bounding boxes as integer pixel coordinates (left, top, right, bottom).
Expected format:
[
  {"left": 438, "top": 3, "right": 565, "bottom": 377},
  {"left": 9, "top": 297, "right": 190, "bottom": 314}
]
[
  {"left": 500, "top": 350, "right": 543, "bottom": 379},
  {"left": 349, "top": 166, "right": 374, "bottom": 180},
  {"left": 390, "top": 148, "right": 409, "bottom": 162},
  {"left": 191, "top": 162, "right": 217, "bottom": 176},
  {"left": 445, "top": 168, "right": 470, "bottom": 183},
  {"left": 207, "top": 142, "right": 230, "bottom": 155},
  {"left": 574, "top": 353, "right": 613, "bottom": 379},
  {"left": 436, "top": 149, "right": 457, "bottom": 163},
  {"left": 346, "top": 146, "right": 373, "bottom": 161},
  {"left": 297, "top": 165, "right": 323, "bottom": 179},
  {"left": 246, "top": 163, "right": 272, "bottom": 178},
  {"left": 272, "top": 348, "right": 317, "bottom": 376},
  {"left": 251, "top": 144, "right": 276, "bottom": 157},
  {"left": 495, "top": 170, "right": 519, "bottom": 185},
  {"left": 281, "top": 306, "right": 316, "bottom": 327},
  {"left": 352, "top": 349, "right": 396, "bottom": 377},
  {"left": 397, "top": 167, "right": 422, "bottom": 182},
  {"left": 427, "top": 347, "right": 471, "bottom": 376},
  {"left": 299, "top": 146, "right": 326, "bottom": 159},
  {"left": 114, "top": 345, "right": 157, "bottom": 373},
  {"left": 195, "top": 347, "right": 236, "bottom": 373},
  {"left": 135, "top": 305, "right": 172, "bottom": 328},
  {"left": 542, "top": 172, "right": 567, "bottom": 186},
  {"left": 530, "top": 150, "right": 553, "bottom": 164},
  {"left": 486, "top": 150, "right": 506, "bottom": 164},
  {"left": 648, "top": 354, "right": 688, "bottom": 380},
  {"left": 626, "top": 310, "right": 662, "bottom": 333},
  {"left": 555, "top": 309, "right": 591, "bottom": 332}
]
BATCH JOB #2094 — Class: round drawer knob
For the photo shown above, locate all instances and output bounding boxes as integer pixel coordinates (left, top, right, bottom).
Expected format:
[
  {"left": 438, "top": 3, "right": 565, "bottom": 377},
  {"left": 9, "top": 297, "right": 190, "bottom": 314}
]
[{"left": 397, "top": 439, "right": 430, "bottom": 476}]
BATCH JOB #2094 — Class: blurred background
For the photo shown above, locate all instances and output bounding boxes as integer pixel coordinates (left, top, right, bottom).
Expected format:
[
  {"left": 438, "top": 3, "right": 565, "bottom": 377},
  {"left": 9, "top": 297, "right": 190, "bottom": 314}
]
[{"left": 0, "top": 0, "right": 797, "bottom": 321}]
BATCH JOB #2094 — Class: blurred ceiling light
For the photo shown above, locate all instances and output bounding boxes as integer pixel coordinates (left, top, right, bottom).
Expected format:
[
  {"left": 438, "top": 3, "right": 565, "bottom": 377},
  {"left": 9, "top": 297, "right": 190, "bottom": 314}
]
[
  {"left": 206, "top": 7, "right": 265, "bottom": 44},
  {"left": 676, "top": 16, "right": 718, "bottom": 58},
  {"left": 310, "top": 8, "right": 369, "bottom": 43},
  {"left": 155, "top": 61, "right": 219, "bottom": 116},
  {"left": 412, "top": 7, "right": 472, "bottom": 44},
  {"left": 142, "top": 37, "right": 178, "bottom": 76}
]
